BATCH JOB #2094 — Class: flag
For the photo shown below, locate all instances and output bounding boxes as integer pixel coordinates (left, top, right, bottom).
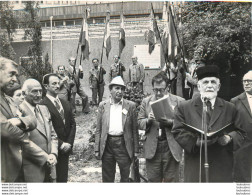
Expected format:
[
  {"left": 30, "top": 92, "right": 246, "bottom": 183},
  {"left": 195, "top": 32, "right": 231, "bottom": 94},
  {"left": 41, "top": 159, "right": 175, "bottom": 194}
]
[
  {"left": 168, "top": 3, "right": 177, "bottom": 61},
  {"left": 148, "top": 3, "right": 159, "bottom": 54},
  {"left": 79, "top": 9, "right": 89, "bottom": 60},
  {"left": 104, "top": 11, "right": 111, "bottom": 58},
  {"left": 161, "top": 2, "right": 169, "bottom": 62},
  {"left": 119, "top": 5, "right": 125, "bottom": 57}
]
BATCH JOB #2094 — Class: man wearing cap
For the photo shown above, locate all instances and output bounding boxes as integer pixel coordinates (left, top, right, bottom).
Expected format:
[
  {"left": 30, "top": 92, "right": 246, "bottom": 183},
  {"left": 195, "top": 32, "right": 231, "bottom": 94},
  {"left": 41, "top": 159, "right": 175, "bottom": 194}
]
[
  {"left": 138, "top": 72, "right": 183, "bottom": 182},
  {"left": 89, "top": 58, "right": 106, "bottom": 106},
  {"left": 67, "top": 57, "right": 90, "bottom": 114},
  {"left": 231, "top": 70, "right": 252, "bottom": 182},
  {"left": 172, "top": 65, "right": 245, "bottom": 182},
  {"left": 129, "top": 56, "right": 145, "bottom": 91},
  {"left": 95, "top": 76, "right": 139, "bottom": 182},
  {"left": 109, "top": 55, "right": 126, "bottom": 81}
]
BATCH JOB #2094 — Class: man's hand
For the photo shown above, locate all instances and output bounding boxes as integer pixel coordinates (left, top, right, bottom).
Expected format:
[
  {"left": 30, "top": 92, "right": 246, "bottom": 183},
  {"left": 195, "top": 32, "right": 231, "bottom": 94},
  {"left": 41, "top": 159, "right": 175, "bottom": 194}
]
[
  {"left": 60, "top": 142, "right": 72, "bottom": 153},
  {"left": 95, "top": 151, "right": 100, "bottom": 160},
  {"left": 157, "top": 117, "right": 173, "bottom": 128},
  {"left": 79, "top": 65, "right": 83, "bottom": 72},
  {"left": 147, "top": 112, "right": 155, "bottom": 125},
  {"left": 8, "top": 118, "right": 22, "bottom": 127},
  {"left": 196, "top": 136, "right": 218, "bottom": 147},
  {"left": 47, "top": 154, "right": 57, "bottom": 167},
  {"left": 218, "top": 135, "right": 232, "bottom": 146}
]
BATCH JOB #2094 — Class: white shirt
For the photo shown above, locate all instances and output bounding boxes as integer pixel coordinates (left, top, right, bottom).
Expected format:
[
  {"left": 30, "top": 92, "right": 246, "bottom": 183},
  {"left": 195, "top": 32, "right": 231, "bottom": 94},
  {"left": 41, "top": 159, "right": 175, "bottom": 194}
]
[
  {"left": 108, "top": 98, "right": 123, "bottom": 136},
  {"left": 246, "top": 93, "right": 252, "bottom": 114},
  {"left": 46, "top": 94, "right": 63, "bottom": 111}
]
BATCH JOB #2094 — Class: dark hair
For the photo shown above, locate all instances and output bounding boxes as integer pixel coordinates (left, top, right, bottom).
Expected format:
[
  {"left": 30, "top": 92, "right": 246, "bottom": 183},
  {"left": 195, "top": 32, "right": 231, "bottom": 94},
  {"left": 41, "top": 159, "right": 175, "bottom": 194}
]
[
  {"left": 151, "top": 72, "right": 170, "bottom": 88},
  {"left": 57, "top": 65, "right": 65, "bottom": 70},
  {"left": 92, "top": 58, "right": 99, "bottom": 63},
  {"left": 42, "top": 73, "right": 60, "bottom": 85}
]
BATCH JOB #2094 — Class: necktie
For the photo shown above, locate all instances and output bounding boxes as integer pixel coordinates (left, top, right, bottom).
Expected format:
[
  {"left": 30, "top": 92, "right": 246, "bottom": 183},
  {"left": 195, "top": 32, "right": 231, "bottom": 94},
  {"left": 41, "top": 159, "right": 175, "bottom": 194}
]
[
  {"left": 54, "top": 100, "right": 64, "bottom": 120},
  {"left": 205, "top": 100, "right": 212, "bottom": 126}
]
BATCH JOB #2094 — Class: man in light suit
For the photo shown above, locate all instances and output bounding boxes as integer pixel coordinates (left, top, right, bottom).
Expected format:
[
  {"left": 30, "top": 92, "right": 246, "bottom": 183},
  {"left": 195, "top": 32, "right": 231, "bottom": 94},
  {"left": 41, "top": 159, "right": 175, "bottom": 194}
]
[
  {"left": 19, "top": 79, "right": 58, "bottom": 182},
  {"left": 95, "top": 76, "right": 139, "bottom": 182},
  {"left": 40, "top": 73, "right": 76, "bottom": 182},
  {"left": 138, "top": 72, "right": 183, "bottom": 182},
  {"left": 0, "top": 57, "right": 51, "bottom": 182},
  {"left": 172, "top": 65, "right": 245, "bottom": 182},
  {"left": 231, "top": 70, "right": 252, "bottom": 182}
]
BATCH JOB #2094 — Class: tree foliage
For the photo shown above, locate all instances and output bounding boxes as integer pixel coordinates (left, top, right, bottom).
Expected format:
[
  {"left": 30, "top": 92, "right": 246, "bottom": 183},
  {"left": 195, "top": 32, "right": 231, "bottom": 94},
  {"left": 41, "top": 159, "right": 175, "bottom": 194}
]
[
  {"left": 0, "top": 1, "right": 17, "bottom": 60},
  {"left": 178, "top": 2, "right": 251, "bottom": 74},
  {"left": 20, "top": 1, "right": 52, "bottom": 83}
]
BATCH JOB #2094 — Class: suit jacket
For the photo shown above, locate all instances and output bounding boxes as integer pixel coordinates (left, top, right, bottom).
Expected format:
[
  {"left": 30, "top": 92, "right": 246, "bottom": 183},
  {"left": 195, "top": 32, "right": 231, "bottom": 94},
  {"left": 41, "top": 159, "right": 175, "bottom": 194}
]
[
  {"left": 138, "top": 94, "right": 184, "bottom": 161},
  {"left": 95, "top": 99, "right": 139, "bottom": 159},
  {"left": 172, "top": 96, "right": 246, "bottom": 182},
  {"left": 0, "top": 94, "right": 48, "bottom": 182},
  {"left": 231, "top": 92, "right": 252, "bottom": 182},
  {"left": 89, "top": 67, "right": 106, "bottom": 88},
  {"left": 40, "top": 96, "right": 76, "bottom": 148},
  {"left": 19, "top": 101, "right": 58, "bottom": 182}
]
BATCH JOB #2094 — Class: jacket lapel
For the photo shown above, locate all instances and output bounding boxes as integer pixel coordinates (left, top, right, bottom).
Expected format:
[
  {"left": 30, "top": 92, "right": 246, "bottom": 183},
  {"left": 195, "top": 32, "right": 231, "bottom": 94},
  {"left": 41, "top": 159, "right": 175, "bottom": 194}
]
[
  {"left": 44, "top": 96, "right": 64, "bottom": 124},
  {"left": 209, "top": 97, "right": 223, "bottom": 127},
  {"left": 194, "top": 96, "right": 203, "bottom": 118},
  {"left": 0, "top": 94, "right": 14, "bottom": 117},
  {"left": 240, "top": 92, "right": 252, "bottom": 118},
  {"left": 104, "top": 100, "right": 111, "bottom": 133},
  {"left": 37, "top": 105, "right": 49, "bottom": 139},
  {"left": 122, "top": 100, "right": 129, "bottom": 129}
]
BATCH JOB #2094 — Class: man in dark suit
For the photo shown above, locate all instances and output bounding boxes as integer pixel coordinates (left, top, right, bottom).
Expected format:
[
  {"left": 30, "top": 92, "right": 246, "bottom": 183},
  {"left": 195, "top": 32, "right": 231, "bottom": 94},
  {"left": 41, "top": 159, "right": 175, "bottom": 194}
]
[
  {"left": 95, "top": 76, "right": 139, "bottom": 182},
  {"left": 0, "top": 57, "right": 51, "bottom": 182},
  {"left": 231, "top": 70, "right": 252, "bottom": 182},
  {"left": 172, "top": 65, "right": 245, "bottom": 182},
  {"left": 89, "top": 58, "right": 106, "bottom": 106},
  {"left": 138, "top": 72, "right": 183, "bottom": 182},
  {"left": 19, "top": 79, "right": 58, "bottom": 182},
  {"left": 40, "top": 73, "right": 76, "bottom": 182}
]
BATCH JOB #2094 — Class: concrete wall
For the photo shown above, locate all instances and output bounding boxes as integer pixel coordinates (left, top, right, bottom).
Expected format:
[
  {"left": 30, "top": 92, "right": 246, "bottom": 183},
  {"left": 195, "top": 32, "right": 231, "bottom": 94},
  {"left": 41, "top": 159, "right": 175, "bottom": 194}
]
[{"left": 12, "top": 35, "right": 163, "bottom": 100}]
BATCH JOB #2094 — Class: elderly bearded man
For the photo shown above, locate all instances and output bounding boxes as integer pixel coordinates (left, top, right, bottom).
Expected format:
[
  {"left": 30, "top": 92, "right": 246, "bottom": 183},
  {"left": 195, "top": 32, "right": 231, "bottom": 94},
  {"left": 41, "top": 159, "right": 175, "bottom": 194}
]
[
  {"left": 172, "top": 65, "right": 245, "bottom": 182},
  {"left": 95, "top": 76, "right": 139, "bottom": 182}
]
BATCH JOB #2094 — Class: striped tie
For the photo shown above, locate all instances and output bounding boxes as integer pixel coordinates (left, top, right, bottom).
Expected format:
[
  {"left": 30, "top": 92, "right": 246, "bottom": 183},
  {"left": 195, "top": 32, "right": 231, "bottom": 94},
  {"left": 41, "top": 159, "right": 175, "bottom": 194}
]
[{"left": 54, "top": 100, "right": 64, "bottom": 121}]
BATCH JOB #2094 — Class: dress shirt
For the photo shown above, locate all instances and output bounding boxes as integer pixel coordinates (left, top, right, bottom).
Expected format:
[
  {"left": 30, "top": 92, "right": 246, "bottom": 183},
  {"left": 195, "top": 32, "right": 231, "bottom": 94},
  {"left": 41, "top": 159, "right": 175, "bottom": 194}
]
[
  {"left": 46, "top": 94, "right": 63, "bottom": 111},
  {"left": 246, "top": 93, "right": 252, "bottom": 114},
  {"left": 108, "top": 98, "right": 123, "bottom": 136}
]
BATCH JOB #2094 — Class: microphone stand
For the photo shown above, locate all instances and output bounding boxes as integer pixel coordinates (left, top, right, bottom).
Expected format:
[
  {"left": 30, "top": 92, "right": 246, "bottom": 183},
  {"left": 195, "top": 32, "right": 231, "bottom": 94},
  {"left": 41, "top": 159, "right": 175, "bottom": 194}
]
[{"left": 203, "top": 98, "right": 209, "bottom": 182}]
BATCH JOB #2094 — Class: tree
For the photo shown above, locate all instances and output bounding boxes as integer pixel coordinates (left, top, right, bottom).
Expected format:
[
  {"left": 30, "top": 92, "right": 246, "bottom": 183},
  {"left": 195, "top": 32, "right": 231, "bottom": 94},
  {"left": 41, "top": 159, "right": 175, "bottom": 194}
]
[
  {"left": 178, "top": 2, "right": 251, "bottom": 75},
  {"left": 20, "top": 1, "right": 52, "bottom": 83},
  {"left": 0, "top": 1, "right": 17, "bottom": 60}
]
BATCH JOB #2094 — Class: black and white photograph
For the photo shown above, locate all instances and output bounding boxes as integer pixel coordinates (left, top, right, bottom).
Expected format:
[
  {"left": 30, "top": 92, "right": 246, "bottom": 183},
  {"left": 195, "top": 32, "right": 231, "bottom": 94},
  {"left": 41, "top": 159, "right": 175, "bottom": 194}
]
[{"left": 0, "top": 0, "right": 251, "bottom": 194}]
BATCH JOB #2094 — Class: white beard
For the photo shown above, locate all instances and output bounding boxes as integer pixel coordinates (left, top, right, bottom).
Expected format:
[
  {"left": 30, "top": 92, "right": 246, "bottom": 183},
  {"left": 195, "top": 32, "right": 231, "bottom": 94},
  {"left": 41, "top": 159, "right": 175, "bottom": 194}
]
[{"left": 200, "top": 91, "right": 218, "bottom": 100}]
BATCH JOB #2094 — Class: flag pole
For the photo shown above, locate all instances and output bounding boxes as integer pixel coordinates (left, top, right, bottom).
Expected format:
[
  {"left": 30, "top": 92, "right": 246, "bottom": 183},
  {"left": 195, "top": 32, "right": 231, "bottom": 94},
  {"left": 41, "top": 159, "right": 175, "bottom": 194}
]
[
  {"left": 150, "top": 3, "right": 170, "bottom": 76},
  {"left": 168, "top": 4, "right": 188, "bottom": 72}
]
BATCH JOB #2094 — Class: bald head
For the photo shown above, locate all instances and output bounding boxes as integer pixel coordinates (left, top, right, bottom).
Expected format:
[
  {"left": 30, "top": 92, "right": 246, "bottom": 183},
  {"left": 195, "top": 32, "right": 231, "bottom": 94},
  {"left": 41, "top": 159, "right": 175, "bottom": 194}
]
[
  {"left": 22, "top": 79, "right": 41, "bottom": 93},
  {"left": 243, "top": 71, "right": 252, "bottom": 95}
]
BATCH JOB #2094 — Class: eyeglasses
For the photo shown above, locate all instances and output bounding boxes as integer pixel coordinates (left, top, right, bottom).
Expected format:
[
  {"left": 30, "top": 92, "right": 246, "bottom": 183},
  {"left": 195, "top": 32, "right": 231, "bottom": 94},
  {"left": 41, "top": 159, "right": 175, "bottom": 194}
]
[
  {"left": 153, "top": 88, "right": 166, "bottom": 93},
  {"left": 243, "top": 80, "right": 252, "bottom": 84}
]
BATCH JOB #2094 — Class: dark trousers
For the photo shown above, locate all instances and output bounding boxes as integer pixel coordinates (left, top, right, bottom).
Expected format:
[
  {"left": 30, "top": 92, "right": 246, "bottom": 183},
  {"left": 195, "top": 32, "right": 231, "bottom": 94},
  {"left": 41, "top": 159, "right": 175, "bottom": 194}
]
[
  {"left": 56, "top": 153, "right": 69, "bottom": 182},
  {"left": 92, "top": 84, "right": 104, "bottom": 105},
  {"left": 71, "top": 88, "right": 90, "bottom": 114},
  {"left": 146, "top": 140, "right": 179, "bottom": 182},
  {"left": 102, "top": 136, "right": 131, "bottom": 182}
]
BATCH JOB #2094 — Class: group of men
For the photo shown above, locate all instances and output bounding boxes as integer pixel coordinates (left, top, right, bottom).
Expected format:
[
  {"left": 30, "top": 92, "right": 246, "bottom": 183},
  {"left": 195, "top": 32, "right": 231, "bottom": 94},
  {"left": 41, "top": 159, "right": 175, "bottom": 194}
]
[
  {"left": 1, "top": 57, "right": 76, "bottom": 182},
  {"left": 1, "top": 54, "right": 251, "bottom": 183},
  {"left": 95, "top": 65, "right": 251, "bottom": 183}
]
